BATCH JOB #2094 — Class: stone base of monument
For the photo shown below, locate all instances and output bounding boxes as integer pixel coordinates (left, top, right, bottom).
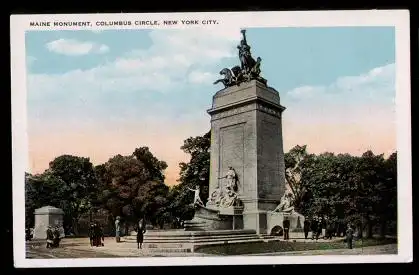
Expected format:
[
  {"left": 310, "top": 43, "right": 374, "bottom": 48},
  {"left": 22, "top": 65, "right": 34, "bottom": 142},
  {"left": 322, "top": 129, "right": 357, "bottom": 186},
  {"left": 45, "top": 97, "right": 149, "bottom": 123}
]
[
  {"left": 266, "top": 210, "right": 305, "bottom": 235},
  {"left": 123, "top": 204, "right": 277, "bottom": 253},
  {"left": 134, "top": 229, "right": 269, "bottom": 253},
  {"left": 183, "top": 204, "right": 244, "bottom": 231}
]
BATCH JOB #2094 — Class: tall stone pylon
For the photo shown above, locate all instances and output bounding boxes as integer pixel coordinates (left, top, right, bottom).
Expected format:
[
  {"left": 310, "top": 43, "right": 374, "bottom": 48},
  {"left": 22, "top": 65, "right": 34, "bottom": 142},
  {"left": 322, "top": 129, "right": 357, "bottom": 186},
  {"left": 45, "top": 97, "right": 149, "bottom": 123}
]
[{"left": 207, "top": 79, "right": 286, "bottom": 234}]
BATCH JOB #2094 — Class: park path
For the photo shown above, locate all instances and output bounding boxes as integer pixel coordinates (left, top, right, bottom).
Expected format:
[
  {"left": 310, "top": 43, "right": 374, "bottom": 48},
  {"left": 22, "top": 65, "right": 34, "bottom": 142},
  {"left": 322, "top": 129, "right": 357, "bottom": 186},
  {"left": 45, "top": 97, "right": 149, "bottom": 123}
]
[
  {"left": 26, "top": 236, "right": 397, "bottom": 258},
  {"left": 252, "top": 244, "right": 398, "bottom": 256}
]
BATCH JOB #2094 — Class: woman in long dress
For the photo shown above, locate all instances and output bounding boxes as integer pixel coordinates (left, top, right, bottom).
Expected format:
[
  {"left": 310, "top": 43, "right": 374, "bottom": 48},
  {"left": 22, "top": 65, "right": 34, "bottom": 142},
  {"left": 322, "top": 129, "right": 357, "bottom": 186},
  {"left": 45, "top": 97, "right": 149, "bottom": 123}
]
[{"left": 136, "top": 218, "right": 146, "bottom": 249}]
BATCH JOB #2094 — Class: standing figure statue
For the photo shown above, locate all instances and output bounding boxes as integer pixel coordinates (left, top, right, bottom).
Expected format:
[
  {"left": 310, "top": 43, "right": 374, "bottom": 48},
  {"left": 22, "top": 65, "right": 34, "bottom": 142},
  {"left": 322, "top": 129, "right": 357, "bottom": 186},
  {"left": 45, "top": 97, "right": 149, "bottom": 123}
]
[
  {"left": 237, "top": 29, "right": 256, "bottom": 74},
  {"left": 187, "top": 185, "right": 204, "bottom": 206},
  {"left": 213, "top": 29, "right": 266, "bottom": 88}
]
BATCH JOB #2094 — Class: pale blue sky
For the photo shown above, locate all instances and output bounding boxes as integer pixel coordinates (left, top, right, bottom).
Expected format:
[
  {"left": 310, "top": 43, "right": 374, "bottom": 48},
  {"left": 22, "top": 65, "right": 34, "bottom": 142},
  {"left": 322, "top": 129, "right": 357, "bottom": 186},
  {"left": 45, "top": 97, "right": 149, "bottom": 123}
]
[{"left": 26, "top": 27, "right": 395, "bottom": 124}]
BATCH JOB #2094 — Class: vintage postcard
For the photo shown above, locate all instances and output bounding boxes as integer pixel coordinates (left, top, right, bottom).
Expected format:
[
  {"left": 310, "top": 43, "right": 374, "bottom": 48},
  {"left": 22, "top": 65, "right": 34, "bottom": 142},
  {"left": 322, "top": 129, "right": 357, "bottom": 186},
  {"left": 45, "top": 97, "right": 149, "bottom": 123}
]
[{"left": 11, "top": 10, "right": 412, "bottom": 267}]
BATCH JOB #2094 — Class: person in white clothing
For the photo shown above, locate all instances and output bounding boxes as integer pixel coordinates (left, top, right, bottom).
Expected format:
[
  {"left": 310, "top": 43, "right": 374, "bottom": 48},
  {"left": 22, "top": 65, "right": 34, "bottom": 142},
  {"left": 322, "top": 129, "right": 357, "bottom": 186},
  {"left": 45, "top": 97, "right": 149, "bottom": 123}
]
[{"left": 187, "top": 185, "right": 204, "bottom": 206}]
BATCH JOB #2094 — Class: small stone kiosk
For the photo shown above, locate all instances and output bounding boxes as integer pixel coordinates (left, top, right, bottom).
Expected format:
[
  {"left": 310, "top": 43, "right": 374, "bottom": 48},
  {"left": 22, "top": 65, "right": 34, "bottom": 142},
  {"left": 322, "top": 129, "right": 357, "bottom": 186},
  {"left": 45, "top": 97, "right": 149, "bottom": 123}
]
[{"left": 33, "top": 205, "right": 64, "bottom": 239}]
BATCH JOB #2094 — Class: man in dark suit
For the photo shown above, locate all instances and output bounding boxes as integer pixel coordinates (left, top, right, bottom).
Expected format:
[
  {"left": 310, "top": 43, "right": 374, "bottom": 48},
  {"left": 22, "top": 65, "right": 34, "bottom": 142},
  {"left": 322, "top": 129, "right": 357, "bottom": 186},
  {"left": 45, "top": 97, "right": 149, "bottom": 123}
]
[
  {"left": 136, "top": 218, "right": 146, "bottom": 249},
  {"left": 88, "top": 223, "right": 95, "bottom": 247},
  {"left": 325, "top": 218, "right": 334, "bottom": 240},
  {"left": 310, "top": 218, "right": 318, "bottom": 240},
  {"left": 346, "top": 223, "right": 354, "bottom": 249},
  {"left": 46, "top": 226, "right": 54, "bottom": 248},
  {"left": 303, "top": 220, "right": 310, "bottom": 239},
  {"left": 283, "top": 217, "right": 290, "bottom": 240}
]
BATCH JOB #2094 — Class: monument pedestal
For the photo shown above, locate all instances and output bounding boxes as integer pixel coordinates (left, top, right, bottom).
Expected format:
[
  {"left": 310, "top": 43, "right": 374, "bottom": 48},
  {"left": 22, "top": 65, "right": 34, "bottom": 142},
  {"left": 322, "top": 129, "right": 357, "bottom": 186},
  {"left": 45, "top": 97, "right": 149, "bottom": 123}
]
[
  {"left": 266, "top": 211, "right": 306, "bottom": 235},
  {"left": 125, "top": 229, "right": 269, "bottom": 253},
  {"left": 207, "top": 80, "right": 287, "bottom": 235},
  {"left": 184, "top": 204, "right": 244, "bottom": 231}
]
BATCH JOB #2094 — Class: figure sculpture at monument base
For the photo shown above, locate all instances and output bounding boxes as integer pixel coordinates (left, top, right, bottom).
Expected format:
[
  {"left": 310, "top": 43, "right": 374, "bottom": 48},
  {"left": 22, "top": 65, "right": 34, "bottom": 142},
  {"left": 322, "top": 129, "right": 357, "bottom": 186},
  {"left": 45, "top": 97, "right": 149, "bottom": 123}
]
[
  {"left": 184, "top": 166, "right": 244, "bottom": 231},
  {"left": 268, "top": 192, "right": 305, "bottom": 234}
]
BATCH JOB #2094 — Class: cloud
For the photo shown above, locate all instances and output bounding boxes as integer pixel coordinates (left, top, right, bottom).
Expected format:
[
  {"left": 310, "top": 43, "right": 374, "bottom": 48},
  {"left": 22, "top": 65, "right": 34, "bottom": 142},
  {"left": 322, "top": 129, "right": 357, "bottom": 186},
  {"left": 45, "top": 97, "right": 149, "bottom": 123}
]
[
  {"left": 45, "top": 38, "right": 110, "bottom": 56},
  {"left": 188, "top": 71, "right": 217, "bottom": 84},
  {"left": 282, "top": 62, "right": 396, "bottom": 158},
  {"left": 28, "top": 29, "right": 240, "bottom": 101},
  {"left": 287, "top": 63, "right": 395, "bottom": 104}
]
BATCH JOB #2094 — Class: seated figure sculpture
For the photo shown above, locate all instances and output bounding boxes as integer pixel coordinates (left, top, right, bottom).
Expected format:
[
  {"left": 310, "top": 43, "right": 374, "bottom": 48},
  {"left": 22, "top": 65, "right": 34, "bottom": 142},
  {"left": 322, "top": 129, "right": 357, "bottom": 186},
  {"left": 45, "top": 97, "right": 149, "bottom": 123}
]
[
  {"left": 272, "top": 192, "right": 295, "bottom": 214},
  {"left": 206, "top": 166, "right": 242, "bottom": 208},
  {"left": 219, "top": 188, "right": 239, "bottom": 208}
]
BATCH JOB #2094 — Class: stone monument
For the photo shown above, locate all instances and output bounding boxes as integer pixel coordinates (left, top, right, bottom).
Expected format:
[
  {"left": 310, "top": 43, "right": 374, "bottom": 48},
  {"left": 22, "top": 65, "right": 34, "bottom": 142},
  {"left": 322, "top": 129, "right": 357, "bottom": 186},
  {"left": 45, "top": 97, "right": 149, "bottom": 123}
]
[
  {"left": 184, "top": 29, "right": 287, "bottom": 235},
  {"left": 141, "top": 30, "right": 300, "bottom": 252},
  {"left": 33, "top": 205, "right": 64, "bottom": 239}
]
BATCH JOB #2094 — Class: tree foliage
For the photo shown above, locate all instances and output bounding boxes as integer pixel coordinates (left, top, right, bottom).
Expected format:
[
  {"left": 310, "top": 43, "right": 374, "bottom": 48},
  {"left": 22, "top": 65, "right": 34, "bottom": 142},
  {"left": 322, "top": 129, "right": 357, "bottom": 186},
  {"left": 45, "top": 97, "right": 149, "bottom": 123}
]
[
  {"left": 25, "top": 135, "right": 397, "bottom": 238},
  {"left": 168, "top": 130, "right": 211, "bottom": 222},
  {"left": 25, "top": 155, "right": 98, "bottom": 234},
  {"left": 286, "top": 145, "right": 398, "bottom": 237},
  {"left": 94, "top": 147, "right": 169, "bottom": 227}
]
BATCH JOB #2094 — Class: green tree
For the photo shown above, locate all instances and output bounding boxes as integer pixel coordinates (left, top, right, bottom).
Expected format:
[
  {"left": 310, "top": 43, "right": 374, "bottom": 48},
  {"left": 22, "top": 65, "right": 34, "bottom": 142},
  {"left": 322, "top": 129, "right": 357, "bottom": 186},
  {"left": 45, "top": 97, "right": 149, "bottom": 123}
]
[
  {"left": 47, "top": 155, "right": 99, "bottom": 235},
  {"left": 25, "top": 172, "right": 62, "bottom": 228},
  {"left": 380, "top": 152, "right": 397, "bottom": 236},
  {"left": 284, "top": 145, "right": 314, "bottom": 212},
  {"left": 133, "top": 147, "right": 168, "bottom": 181},
  {"left": 94, "top": 147, "right": 169, "bottom": 228},
  {"left": 297, "top": 149, "right": 398, "bottom": 239},
  {"left": 302, "top": 152, "right": 349, "bottom": 220},
  {"left": 354, "top": 151, "right": 396, "bottom": 238},
  {"left": 169, "top": 130, "right": 211, "bottom": 222}
]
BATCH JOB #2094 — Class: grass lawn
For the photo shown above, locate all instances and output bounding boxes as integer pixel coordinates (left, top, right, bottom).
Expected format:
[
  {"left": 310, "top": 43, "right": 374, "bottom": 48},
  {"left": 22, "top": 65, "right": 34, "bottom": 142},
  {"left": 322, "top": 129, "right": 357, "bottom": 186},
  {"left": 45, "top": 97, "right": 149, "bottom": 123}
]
[{"left": 195, "top": 238, "right": 397, "bottom": 255}]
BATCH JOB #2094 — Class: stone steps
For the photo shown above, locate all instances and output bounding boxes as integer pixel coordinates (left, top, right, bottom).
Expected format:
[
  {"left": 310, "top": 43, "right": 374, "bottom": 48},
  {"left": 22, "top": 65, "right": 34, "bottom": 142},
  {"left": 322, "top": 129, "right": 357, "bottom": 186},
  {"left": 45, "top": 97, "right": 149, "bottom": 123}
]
[
  {"left": 125, "top": 234, "right": 262, "bottom": 242},
  {"left": 123, "top": 229, "right": 276, "bottom": 253}
]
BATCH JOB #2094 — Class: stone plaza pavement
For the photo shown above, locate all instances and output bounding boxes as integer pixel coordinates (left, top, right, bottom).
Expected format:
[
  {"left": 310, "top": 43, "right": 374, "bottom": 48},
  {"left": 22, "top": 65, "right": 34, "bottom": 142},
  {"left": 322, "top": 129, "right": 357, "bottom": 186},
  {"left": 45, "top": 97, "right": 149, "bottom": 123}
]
[
  {"left": 26, "top": 236, "right": 397, "bottom": 258},
  {"left": 253, "top": 244, "right": 397, "bottom": 256}
]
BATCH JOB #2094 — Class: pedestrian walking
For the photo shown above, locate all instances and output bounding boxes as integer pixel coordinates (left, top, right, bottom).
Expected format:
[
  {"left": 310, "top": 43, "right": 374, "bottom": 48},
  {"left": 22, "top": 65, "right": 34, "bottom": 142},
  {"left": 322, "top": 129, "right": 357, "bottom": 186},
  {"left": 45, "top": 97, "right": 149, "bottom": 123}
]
[
  {"left": 346, "top": 223, "right": 354, "bottom": 249},
  {"left": 136, "top": 218, "right": 146, "bottom": 249},
  {"left": 93, "top": 222, "right": 104, "bottom": 247},
  {"left": 46, "top": 226, "right": 54, "bottom": 249},
  {"left": 303, "top": 219, "right": 310, "bottom": 239},
  {"left": 88, "top": 223, "right": 95, "bottom": 246},
  {"left": 310, "top": 217, "right": 317, "bottom": 240},
  {"left": 283, "top": 216, "right": 290, "bottom": 240},
  {"left": 115, "top": 216, "right": 121, "bottom": 243},
  {"left": 325, "top": 218, "right": 333, "bottom": 240}
]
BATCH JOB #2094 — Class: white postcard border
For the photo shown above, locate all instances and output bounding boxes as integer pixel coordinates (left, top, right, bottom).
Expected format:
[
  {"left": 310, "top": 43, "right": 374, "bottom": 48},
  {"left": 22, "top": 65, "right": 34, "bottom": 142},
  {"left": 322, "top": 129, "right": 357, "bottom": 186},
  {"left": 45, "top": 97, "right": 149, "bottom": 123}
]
[{"left": 10, "top": 10, "right": 412, "bottom": 267}]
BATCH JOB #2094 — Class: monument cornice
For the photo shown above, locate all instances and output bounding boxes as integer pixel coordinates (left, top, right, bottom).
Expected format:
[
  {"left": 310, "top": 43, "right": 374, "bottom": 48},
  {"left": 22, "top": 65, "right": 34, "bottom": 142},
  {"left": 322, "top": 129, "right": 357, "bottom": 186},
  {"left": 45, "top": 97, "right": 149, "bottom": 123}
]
[
  {"left": 240, "top": 198, "right": 281, "bottom": 204},
  {"left": 213, "top": 79, "right": 274, "bottom": 98},
  {"left": 207, "top": 96, "right": 286, "bottom": 116}
]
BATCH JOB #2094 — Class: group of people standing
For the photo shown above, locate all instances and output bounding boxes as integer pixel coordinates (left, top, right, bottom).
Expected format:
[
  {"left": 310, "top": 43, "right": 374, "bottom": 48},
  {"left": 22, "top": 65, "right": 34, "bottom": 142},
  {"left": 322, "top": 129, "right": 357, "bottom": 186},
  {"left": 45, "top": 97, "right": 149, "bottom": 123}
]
[
  {"left": 46, "top": 225, "right": 63, "bottom": 248},
  {"left": 89, "top": 221, "right": 105, "bottom": 247},
  {"left": 303, "top": 217, "right": 356, "bottom": 249},
  {"left": 303, "top": 216, "right": 346, "bottom": 240}
]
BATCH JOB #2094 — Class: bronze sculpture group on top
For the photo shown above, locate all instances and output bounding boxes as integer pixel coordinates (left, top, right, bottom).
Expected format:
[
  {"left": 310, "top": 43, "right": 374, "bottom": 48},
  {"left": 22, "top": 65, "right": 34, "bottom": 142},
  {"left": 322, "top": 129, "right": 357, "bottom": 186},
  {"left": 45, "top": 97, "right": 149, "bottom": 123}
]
[{"left": 214, "top": 29, "right": 267, "bottom": 88}]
